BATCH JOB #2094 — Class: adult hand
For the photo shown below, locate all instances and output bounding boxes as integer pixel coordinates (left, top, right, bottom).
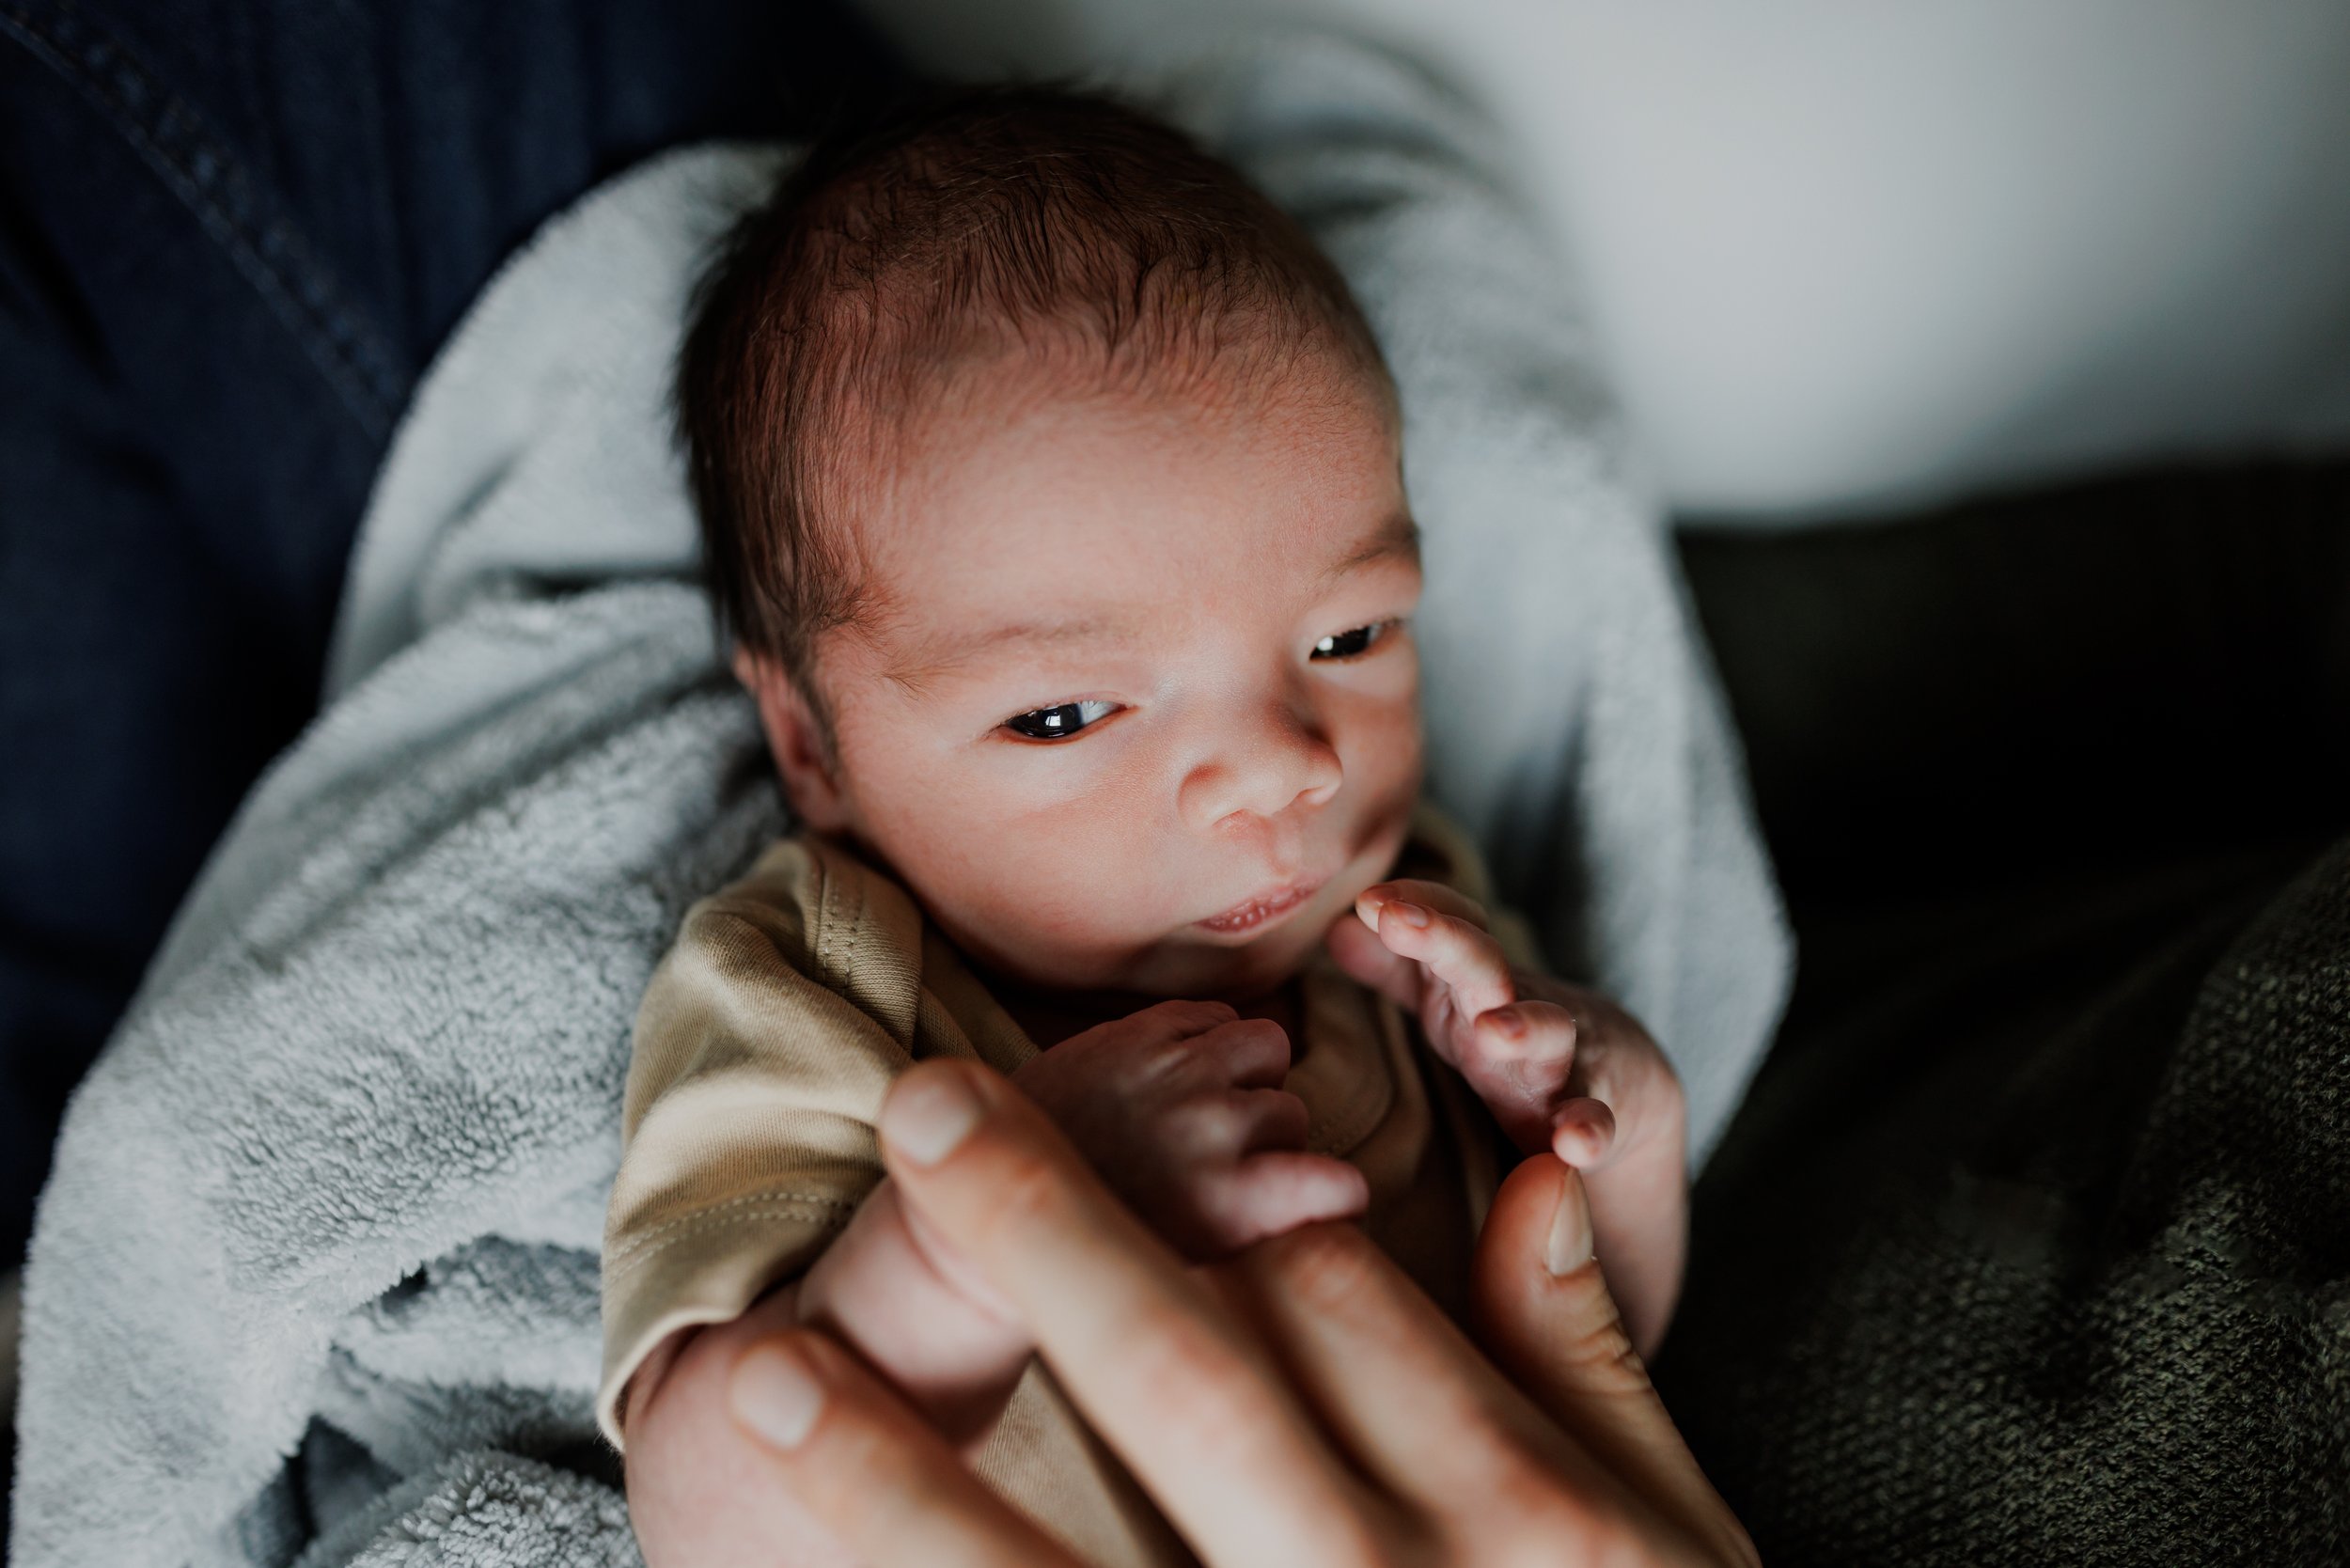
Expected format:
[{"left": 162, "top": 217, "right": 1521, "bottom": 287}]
[{"left": 704, "top": 1058, "right": 1758, "bottom": 1567}]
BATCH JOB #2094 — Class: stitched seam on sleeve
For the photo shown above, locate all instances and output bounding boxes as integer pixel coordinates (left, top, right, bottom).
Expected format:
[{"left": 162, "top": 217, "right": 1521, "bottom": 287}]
[
  {"left": 810, "top": 851, "right": 835, "bottom": 982},
  {"left": 605, "top": 1200, "right": 858, "bottom": 1286},
  {"left": 606, "top": 1187, "right": 860, "bottom": 1271}
]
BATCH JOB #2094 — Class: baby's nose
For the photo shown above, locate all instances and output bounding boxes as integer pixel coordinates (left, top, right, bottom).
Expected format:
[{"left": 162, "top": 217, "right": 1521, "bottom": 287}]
[{"left": 1177, "top": 707, "right": 1342, "bottom": 833}]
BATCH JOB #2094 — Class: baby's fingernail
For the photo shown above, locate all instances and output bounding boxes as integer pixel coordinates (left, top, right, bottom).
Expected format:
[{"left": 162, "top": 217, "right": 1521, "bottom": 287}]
[
  {"left": 1543, "top": 1170, "right": 1595, "bottom": 1277},
  {"left": 730, "top": 1342, "right": 824, "bottom": 1449},
  {"left": 1481, "top": 1008, "right": 1527, "bottom": 1043},
  {"left": 1386, "top": 902, "right": 1431, "bottom": 930},
  {"left": 1355, "top": 889, "right": 1388, "bottom": 927},
  {"left": 882, "top": 1068, "right": 984, "bottom": 1166}
]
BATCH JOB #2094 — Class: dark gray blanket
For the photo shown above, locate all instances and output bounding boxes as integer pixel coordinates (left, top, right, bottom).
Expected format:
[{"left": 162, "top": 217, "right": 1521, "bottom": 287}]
[{"left": 1663, "top": 476, "right": 2350, "bottom": 1564}]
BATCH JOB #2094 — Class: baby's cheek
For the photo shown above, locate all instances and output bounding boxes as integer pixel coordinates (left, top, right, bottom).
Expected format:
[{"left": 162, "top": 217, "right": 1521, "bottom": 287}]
[{"left": 892, "top": 817, "right": 1171, "bottom": 989}]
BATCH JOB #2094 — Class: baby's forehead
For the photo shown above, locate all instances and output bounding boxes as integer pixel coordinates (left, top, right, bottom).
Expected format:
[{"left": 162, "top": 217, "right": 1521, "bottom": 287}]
[
  {"left": 876, "top": 353, "right": 1400, "bottom": 552},
  {"left": 845, "top": 416, "right": 1416, "bottom": 689}
]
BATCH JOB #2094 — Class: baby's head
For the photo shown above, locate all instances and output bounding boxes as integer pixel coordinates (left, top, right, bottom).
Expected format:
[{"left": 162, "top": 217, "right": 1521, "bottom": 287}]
[{"left": 682, "top": 86, "right": 1423, "bottom": 1005}]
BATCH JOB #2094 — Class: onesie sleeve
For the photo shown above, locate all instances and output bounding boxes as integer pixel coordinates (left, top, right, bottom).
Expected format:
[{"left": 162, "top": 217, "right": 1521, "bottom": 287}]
[{"left": 596, "top": 837, "right": 930, "bottom": 1450}]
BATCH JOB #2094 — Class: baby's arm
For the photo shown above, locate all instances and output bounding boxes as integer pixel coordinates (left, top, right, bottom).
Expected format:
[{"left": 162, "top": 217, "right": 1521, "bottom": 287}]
[
  {"left": 1328, "top": 882, "right": 1688, "bottom": 1358},
  {"left": 623, "top": 997, "right": 1369, "bottom": 1568}
]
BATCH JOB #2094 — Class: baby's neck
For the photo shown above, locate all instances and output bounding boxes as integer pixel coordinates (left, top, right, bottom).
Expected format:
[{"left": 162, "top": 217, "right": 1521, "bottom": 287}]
[{"left": 993, "top": 973, "right": 1304, "bottom": 1054}]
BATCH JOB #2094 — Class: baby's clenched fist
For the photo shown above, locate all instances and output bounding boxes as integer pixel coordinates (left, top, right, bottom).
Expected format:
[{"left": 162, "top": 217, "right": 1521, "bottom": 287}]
[{"left": 1012, "top": 997, "right": 1370, "bottom": 1260}]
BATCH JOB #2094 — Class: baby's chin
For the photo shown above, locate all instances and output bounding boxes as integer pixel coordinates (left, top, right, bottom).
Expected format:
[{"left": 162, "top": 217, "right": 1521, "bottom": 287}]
[
  {"left": 1014, "top": 885, "right": 1365, "bottom": 1004},
  {"left": 1133, "top": 923, "right": 1330, "bottom": 1004},
  {"left": 942, "top": 811, "right": 1414, "bottom": 1007}
]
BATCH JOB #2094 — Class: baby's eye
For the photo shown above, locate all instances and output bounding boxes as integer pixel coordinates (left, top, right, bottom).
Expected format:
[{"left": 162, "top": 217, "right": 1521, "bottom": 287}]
[
  {"left": 1311, "top": 621, "right": 1391, "bottom": 661},
  {"left": 1002, "top": 698, "right": 1121, "bottom": 742}
]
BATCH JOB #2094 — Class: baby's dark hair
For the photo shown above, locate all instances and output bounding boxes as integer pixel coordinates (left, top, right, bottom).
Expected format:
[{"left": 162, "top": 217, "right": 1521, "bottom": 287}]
[{"left": 676, "top": 84, "right": 1392, "bottom": 714}]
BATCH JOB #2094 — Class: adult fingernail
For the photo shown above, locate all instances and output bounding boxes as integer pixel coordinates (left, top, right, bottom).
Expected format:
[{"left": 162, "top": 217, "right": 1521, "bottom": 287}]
[
  {"left": 1355, "top": 889, "right": 1388, "bottom": 926},
  {"left": 1386, "top": 902, "right": 1431, "bottom": 929},
  {"left": 729, "top": 1343, "right": 823, "bottom": 1450},
  {"left": 882, "top": 1069, "right": 984, "bottom": 1166},
  {"left": 1543, "top": 1172, "right": 1594, "bottom": 1277}
]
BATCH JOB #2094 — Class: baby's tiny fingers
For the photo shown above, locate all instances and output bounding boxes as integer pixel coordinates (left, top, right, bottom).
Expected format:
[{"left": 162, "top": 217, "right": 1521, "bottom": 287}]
[
  {"left": 1159, "top": 1086, "right": 1308, "bottom": 1166},
  {"left": 1132, "top": 997, "right": 1244, "bottom": 1040},
  {"left": 1375, "top": 904, "right": 1514, "bottom": 1021},
  {"left": 1472, "top": 999, "right": 1578, "bottom": 1066},
  {"left": 1192, "top": 1153, "right": 1371, "bottom": 1253},
  {"left": 1325, "top": 910, "right": 1424, "bottom": 1011},
  {"left": 1355, "top": 878, "right": 1489, "bottom": 934},
  {"left": 1230, "top": 1088, "right": 1312, "bottom": 1155},
  {"left": 1193, "top": 1016, "right": 1294, "bottom": 1091},
  {"left": 1549, "top": 1097, "right": 1618, "bottom": 1169}
]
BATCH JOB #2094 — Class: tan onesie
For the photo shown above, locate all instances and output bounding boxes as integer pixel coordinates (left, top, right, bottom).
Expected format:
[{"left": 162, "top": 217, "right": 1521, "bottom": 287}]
[{"left": 600, "top": 802, "right": 1531, "bottom": 1567}]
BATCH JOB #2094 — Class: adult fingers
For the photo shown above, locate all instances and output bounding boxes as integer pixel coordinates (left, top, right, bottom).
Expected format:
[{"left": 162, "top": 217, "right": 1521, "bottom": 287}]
[
  {"left": 727, "top": 1327, "right": 1084, "bottom": 1568},
  {"left": 1219, "top": 1220, "right": 1667, "bottom": 1561},
  {"left": 877, "top": 1060, "right": 1391, "bottom": 1568},
  {"left": 1470, "top": 1156, "right": 1757, "bottom": 1568},
  {"left": 1372, "top": 903, "right": 1515, "bottom": 1022}
]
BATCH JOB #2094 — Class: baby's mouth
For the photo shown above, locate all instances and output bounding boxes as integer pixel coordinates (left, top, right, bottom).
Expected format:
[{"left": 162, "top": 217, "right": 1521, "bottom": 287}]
[{"left": 1194, "top": 880, "right": 1322, "bottom": 935}]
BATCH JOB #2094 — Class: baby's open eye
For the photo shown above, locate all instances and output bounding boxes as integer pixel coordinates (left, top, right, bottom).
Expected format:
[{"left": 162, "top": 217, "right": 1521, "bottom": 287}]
[
  {"left": 1311, "top": 621, "right": 1391, "bottom": 660},
  {"left": 1003, "top": 698, "right": 1120, "bottom": 741}
]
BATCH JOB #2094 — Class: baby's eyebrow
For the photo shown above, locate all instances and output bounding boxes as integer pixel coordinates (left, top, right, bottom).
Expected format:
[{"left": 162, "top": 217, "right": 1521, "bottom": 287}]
[
  {"left": 885, "top": 613, "right": 1132, "bottom": 686},
  {"left": 1321, "top": 512, "right": 1422, "bottom": 585},
  {"left": 882, "top": 516, "right": 1419, "bottom": 688}
]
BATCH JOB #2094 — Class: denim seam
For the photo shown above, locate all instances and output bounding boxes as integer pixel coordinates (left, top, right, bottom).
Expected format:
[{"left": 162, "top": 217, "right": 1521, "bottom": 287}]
[{"left": 0, "top": 0, "right": 404, "bottom": 436}]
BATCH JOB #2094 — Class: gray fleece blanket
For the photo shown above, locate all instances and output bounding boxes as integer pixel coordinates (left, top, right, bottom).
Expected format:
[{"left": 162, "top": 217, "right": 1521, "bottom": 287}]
[{"left": 10, "top": 33, "right": 1790, "bottom": 1568}]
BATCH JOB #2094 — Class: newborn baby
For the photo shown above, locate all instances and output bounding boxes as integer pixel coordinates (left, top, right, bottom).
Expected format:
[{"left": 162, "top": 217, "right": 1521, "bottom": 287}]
[{"left": 602, "top": 86, "right": 1687, "bottom": 1566}]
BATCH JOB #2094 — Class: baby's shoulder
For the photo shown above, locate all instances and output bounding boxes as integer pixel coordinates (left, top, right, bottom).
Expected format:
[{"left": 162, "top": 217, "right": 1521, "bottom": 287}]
[{"left": 661, "top": 831, "right": 928, "bottom": 1000}]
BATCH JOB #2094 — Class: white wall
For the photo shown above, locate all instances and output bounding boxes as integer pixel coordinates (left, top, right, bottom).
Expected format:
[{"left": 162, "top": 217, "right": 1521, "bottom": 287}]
[{"left": 853, "top": 0, "right": 2350, "bottom": 521}]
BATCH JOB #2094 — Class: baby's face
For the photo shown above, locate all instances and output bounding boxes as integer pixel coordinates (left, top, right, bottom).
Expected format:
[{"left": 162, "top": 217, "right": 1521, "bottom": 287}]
[{"left": 760, "top": 353, "right": 1422, "bottom": 1003}]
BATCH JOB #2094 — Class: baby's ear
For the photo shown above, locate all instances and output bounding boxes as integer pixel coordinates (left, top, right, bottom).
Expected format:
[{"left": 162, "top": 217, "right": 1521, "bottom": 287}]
[{"left": 733, "top": 649, "right": 852, "bottom": 831}]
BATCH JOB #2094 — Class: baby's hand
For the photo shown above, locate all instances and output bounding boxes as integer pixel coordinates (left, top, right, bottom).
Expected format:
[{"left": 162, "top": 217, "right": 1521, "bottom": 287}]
[
  {"left": 1012, "top": 998, "right": 1371, "bottom": 1260},
  {"left": 1327, "top": 882, "right": 1688, "bottom": 1356}
]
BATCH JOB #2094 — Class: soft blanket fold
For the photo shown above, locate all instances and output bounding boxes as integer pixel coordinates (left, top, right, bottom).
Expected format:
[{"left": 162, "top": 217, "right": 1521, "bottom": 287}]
[{"left": 11, "top": 32, "right": 1790, "bottom": 1568}]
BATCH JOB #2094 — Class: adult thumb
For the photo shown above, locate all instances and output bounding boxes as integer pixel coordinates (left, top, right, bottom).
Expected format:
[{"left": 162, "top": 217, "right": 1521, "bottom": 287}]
[{"left": 1471, "top": 1155, "right": 1757, "bottom": 1566}]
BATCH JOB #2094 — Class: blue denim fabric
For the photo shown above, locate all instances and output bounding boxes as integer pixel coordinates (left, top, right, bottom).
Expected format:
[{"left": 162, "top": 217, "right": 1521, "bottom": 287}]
[{"left": 0, "top": 0, "right": 901, "bottom": 1287}]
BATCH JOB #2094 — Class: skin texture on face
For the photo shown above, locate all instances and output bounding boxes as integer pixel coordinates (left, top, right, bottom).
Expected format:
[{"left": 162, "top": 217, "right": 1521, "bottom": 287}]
[{"left": 743, "top": 349, "right": 1424, "bottom": 1018}]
